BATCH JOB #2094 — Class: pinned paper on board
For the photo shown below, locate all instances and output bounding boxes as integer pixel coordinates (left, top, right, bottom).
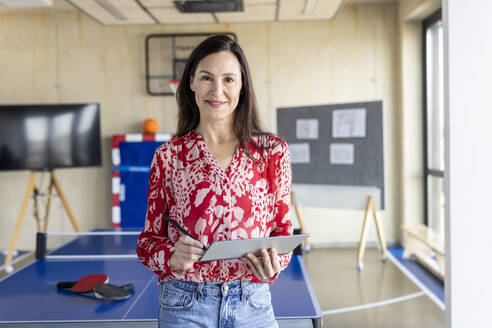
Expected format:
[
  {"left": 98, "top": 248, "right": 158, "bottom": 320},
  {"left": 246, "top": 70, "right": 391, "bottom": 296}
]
[
  {"left": 296, "top": 119, "right": 319, "bottom": 139},
  {"left": 289, "top": 143, "right": 310, "bottom": 164},
  {"left": 332, "top": 109, "right": 366, "bottom": 138},
  {"left": 330, "top": 143, "right": 354, "bottom": 165}
]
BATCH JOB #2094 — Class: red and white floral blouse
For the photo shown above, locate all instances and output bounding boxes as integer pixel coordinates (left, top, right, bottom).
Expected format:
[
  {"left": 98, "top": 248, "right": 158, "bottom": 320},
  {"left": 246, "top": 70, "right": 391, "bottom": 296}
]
[{"left": 137, "top": 130, "right": 293, "bottom": 284}]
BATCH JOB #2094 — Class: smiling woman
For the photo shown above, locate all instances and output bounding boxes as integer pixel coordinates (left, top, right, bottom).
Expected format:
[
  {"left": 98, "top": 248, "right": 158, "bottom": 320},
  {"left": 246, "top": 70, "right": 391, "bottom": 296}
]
[
  {"left": 174, "top": 35, "right": 263, "bottom": 158},
  {"left": 137, "top": 35, "right": 293, "bottom": 328},
  {"left": 189, "top": 50, "right": 244, "bottom": 172},
  {"left": 190, "top": 51, "right": 242, "bottom": 126}
]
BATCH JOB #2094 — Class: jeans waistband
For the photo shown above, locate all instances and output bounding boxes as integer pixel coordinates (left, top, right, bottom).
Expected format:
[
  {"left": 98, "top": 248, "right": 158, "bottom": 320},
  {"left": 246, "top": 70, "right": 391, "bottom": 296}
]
[{"left": 163, "top": 279, "right": 266, "bottom": 301}]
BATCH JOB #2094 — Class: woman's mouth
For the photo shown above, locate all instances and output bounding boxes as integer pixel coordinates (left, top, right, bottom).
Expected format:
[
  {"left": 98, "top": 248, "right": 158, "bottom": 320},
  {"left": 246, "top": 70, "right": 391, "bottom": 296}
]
[{"left": 206, "top": 100, "right": 227, "bottom": 107}]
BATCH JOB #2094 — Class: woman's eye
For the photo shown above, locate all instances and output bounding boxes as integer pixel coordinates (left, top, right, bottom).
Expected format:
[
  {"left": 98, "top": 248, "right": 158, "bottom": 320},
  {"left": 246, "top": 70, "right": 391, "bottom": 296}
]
[
  {"left": 225, "top": 77, "right": 233, "bottom": 83},
  {"left": 201, "top": 76, "right": 212, "bottom": 81}
]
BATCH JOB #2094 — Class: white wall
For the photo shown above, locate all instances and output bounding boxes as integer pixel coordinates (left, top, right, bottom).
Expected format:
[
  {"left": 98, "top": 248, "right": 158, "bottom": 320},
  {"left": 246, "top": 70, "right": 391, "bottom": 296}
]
[{"left": 444, "top": 1, "right": 492, "bottom": 326}]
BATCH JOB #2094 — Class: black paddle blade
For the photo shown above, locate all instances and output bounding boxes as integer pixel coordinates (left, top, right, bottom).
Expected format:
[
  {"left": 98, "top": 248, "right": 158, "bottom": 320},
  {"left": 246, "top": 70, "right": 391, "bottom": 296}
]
[
  {"left": 94, "top": 283, "right": 134, "bottom": 301},
  {"left": 56, "top": 281, "right": 76, "bottom": 290}
]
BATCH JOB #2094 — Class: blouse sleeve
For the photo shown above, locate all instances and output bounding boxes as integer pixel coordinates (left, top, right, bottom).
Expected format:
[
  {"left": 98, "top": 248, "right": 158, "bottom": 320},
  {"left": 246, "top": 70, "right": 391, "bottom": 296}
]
[
  {"left": 269, "top": 139, "right": 294, "bottom": 278},
  {"left": 136, "top": 147, "right": 176, "bottom": 278}
]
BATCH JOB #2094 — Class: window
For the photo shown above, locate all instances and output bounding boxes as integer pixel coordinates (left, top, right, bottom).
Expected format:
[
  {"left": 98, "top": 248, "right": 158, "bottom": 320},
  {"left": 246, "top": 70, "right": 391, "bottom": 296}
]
[{"left": 423, "top": 10, "right": 445, "bottom": 235}]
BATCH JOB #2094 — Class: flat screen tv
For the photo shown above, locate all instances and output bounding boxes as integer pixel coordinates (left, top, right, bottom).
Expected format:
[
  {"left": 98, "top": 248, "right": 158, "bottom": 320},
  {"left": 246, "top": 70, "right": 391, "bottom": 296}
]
[{"left": 0, "top": 103, "right": 102, "bottom": 171}]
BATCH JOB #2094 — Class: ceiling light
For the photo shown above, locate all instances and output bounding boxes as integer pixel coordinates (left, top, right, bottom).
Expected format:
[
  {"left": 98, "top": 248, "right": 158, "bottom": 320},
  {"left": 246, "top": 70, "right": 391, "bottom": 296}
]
[
  {"left": 94, "top": 0, "right": 127, "bottom": 21},
  {"left": 303, "top": 0, "right": 318, "bottom": 16},
  {"left": 0, "top": 0, "right": 52, "bottom": 7}
]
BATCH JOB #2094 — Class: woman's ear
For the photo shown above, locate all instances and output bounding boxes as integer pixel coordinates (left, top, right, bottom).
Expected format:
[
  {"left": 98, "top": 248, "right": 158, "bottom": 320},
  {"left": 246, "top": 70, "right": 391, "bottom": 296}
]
[{"left": 190, "top": 75, "right": 195, "bottom": 92}]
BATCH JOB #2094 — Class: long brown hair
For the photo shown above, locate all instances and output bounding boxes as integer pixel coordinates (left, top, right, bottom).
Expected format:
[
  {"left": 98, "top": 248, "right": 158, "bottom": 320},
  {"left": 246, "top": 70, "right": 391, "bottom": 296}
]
[{"left": 175, "top": 34, "right": 274, "bottom": 158}]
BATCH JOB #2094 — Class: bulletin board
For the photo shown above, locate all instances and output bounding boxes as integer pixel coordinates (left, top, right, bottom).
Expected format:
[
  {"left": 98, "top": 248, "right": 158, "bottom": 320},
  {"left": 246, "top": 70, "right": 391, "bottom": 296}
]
[{"left": 277, "top": 101, "right": 385, "bottom": 209}]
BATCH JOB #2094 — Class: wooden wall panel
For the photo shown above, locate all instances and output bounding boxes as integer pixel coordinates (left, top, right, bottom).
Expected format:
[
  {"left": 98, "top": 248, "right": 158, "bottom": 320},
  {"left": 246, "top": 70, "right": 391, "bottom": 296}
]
[{"left": 0, "top": 3, "right": 401, "bottom": 250}]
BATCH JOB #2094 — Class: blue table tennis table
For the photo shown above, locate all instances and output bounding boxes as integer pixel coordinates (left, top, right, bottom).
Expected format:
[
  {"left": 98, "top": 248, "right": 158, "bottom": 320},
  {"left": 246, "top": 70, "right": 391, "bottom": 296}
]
[{"left": 0, "top": 231, "right": 322, "bottom": 327}]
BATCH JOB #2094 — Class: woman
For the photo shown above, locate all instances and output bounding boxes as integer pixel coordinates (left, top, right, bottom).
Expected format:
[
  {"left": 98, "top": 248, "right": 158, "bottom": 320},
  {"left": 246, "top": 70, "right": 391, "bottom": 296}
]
[{"left": 137, "top": 34, "right": 292, "bottom": 328}]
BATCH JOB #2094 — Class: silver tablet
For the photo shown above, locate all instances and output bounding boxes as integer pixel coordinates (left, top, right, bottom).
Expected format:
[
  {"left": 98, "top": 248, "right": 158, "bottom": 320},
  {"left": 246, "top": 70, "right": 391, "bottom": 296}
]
[{"left": 199, "top": 234, "right": 309, "bottom": 262}]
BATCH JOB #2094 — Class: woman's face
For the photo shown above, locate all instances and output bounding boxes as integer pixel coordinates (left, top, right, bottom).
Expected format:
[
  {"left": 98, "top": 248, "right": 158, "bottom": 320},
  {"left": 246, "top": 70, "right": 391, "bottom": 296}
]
[{"left": 190, "top": 51, "right": 243, "bottom": 126}]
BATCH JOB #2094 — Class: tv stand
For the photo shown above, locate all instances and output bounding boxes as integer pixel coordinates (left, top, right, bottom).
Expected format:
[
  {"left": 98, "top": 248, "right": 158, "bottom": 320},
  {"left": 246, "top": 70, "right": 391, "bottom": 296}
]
[{"left": 4, "top": 170, "right": 80, "bottom": 272}]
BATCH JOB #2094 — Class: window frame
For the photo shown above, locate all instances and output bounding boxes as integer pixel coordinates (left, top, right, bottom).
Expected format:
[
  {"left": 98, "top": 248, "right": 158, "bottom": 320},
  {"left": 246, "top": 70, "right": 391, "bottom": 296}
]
[{"left": 422, "top": 9, "right": 443, "bottom": 226}]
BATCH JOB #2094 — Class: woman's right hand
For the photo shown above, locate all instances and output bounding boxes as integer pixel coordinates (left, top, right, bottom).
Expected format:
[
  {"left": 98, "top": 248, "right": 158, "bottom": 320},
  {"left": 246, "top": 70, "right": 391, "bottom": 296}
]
[{"left": 169, "top": 235, "right": 206, "bottom": 272}]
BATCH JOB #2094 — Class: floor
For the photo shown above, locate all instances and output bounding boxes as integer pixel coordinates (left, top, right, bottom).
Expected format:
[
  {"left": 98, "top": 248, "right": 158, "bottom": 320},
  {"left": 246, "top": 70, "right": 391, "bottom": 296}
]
[
  {"left": 0, "top": 250, "right": 31, "bottom": 276},
  {"left": 303, "top": 247, "right": 445, "bottom": 328}
]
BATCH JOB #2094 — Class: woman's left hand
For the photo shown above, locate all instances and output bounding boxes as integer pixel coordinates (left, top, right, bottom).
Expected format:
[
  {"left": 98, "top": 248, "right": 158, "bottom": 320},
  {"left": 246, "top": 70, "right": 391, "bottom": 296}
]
[{"left": 244, "top": 248, "right": 281, "bottom": 282}]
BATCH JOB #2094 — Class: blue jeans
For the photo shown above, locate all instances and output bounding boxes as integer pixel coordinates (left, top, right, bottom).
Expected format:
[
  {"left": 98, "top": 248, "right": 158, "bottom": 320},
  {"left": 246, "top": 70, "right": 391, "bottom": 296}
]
[{"left": 158, "top": 280, "right": 278, "bottom": 328}]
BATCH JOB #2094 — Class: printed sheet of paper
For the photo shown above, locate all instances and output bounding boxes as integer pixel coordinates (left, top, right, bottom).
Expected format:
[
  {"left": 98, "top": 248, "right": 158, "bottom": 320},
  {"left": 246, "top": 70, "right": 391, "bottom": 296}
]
[
  {"left": 289, "top": 143, "right": 310, "bottom": 164},
  {"left": 332, "top": 108, "right": 366, "bottom": 138},
  {"left": 330, "top": 143, "right": 354, "bottom": 165},
  {"left": 296, "top": 119, "right": 319, "bottom": 139}
]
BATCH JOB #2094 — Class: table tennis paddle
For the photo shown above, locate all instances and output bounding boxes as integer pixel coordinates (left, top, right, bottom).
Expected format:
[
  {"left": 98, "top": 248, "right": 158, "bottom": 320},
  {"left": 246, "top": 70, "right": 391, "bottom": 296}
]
[
  {"left": 56, "top": 273, "right": 109, "bottom": 293},
  {"left": 94, "top": 283, "right": 134, "bottom": 301}
]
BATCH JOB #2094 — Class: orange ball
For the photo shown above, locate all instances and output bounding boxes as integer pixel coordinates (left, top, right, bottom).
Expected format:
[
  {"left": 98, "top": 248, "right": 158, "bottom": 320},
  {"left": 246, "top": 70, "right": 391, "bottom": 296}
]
[{"left": 143, "top": 118, "right": 159, "bottom": 134}]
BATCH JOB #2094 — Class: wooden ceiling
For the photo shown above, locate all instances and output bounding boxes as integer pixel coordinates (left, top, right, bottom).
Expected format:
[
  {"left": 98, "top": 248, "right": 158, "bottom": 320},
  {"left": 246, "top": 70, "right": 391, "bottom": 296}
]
[
  {"left": 0, "top": 0, "right": 401, "bottom": 25},
  {"left": 65, "top": 0, "right": 348, "bottom": 25}
]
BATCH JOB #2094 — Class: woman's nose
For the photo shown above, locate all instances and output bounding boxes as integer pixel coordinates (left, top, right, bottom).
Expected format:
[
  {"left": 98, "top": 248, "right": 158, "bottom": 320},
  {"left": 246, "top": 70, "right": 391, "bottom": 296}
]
[{"left": 211, "top": 80, "right": 223, "bottom": 96}]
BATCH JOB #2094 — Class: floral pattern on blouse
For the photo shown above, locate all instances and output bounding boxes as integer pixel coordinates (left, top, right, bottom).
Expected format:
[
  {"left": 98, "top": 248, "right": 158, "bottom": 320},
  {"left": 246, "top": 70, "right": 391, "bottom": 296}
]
[{"left": 137, "top": 130, "right": 293, "bottom": 284}]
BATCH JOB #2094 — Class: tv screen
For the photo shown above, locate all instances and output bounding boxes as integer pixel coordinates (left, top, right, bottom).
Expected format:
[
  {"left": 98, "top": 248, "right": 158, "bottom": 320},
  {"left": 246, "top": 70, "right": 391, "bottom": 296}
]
[{"left": 0, "top": 103, "right": 102, "bottom": 171}]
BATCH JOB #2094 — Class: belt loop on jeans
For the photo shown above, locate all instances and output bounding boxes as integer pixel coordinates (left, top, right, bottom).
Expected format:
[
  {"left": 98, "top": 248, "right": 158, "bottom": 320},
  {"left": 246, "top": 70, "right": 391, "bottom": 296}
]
[
  {"left": 240, "top": 281, "right": 247, "bottom": 302},
  {"left": 197, "top": 282, "right": 204, "bottom": 302}
]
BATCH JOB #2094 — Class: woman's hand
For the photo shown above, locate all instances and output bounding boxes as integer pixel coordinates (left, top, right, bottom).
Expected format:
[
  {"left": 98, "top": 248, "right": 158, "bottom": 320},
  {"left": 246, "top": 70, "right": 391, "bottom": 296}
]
[
  {"left": 244, "top": 248, "right": 281, "bottom": 282},
  {"left": 169, "top": 235, "right": 206, "bottom": 273}
]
